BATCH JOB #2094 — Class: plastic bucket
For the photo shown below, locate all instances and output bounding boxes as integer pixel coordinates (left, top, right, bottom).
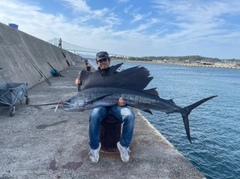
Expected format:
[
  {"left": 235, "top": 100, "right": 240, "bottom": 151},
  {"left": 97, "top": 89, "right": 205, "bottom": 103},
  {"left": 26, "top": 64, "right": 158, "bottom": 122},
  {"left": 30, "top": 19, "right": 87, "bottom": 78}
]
[{"left": 9, "top": 23, "right": 18, "bottom": 30}]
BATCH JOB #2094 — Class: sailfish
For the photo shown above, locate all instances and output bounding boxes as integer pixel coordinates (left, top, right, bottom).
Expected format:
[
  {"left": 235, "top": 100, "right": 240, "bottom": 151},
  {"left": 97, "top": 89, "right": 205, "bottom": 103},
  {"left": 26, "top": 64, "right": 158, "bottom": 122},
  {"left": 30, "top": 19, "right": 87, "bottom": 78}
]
[{"left": 59, "top": 63, "right": 217, "bottom": 143}]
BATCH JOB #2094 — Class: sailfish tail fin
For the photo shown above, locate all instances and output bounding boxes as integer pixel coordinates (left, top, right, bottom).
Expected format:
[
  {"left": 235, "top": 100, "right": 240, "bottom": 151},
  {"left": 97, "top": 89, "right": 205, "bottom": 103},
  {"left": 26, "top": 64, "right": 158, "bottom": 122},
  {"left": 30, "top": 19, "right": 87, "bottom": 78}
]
[{"left": 181, "top": 95, "right": 217, "bottom": 143}]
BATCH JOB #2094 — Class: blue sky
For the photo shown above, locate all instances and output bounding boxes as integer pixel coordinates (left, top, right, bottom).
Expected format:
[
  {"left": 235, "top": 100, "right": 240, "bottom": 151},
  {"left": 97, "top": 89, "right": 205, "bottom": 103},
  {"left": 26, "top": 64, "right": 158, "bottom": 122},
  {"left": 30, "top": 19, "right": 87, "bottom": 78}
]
[{"left": 1, "top": 0, "right": 240, "bottom": 59}]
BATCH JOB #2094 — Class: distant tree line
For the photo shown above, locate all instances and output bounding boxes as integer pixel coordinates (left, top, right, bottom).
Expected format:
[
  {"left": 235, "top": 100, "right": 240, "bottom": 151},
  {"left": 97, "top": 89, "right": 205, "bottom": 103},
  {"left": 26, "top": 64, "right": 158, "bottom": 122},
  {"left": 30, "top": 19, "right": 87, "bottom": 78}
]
[{"left": 112, "top": 55, "right": 240, "bottom": 64}]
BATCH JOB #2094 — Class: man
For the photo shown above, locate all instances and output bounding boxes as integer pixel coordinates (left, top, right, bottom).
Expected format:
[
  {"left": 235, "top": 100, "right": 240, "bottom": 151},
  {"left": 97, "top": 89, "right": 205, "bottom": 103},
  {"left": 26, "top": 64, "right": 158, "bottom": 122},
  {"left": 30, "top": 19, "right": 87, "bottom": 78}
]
[
  {"left": 58, "top": 38, "right": 62, "bottom": 48},
  {"left": 75, "top": 51, "right": 135, "bottom": 163}
]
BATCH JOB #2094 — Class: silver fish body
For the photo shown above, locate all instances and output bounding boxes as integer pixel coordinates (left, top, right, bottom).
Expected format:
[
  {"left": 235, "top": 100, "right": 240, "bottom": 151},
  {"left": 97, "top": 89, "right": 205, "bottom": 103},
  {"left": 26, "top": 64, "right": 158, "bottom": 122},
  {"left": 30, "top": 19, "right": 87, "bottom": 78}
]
[
  {"left": 62, "top": 87, "right": 216, "bottom": 144},
  {"left": 32, "top": 63, "right": 217, "bottom": 143},
  {"left": 65, "top": 87, "right": 180, "bottom": 113}
]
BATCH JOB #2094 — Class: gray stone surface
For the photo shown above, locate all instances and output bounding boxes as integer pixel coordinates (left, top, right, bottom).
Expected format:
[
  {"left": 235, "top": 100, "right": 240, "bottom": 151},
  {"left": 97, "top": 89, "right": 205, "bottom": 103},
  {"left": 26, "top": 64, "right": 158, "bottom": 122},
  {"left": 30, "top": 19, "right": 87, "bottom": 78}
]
[
  {"left": 0, "top": 61, "right": 205, "bottom": 179},
  {"left": 0, "top": 22, "right": 82, "bottom": 89}
]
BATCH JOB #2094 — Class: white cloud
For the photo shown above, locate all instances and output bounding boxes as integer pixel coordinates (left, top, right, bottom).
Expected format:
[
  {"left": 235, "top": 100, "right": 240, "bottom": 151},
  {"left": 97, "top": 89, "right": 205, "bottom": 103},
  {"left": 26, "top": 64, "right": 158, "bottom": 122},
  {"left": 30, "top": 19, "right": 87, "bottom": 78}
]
[
  {"left": 131, "top": 12, "right": 152, "bottom": 25},
  {"left": 149, "top": 0, "right": 240, "bottom": 57},
  {"left": 124, "top": 5, "right": 133, "bottom": 14},
  {"left": 131, "top": 14, "right": 144, "bottom": 23},
  {"left": 0, "top": 0, "right": 240, "bottom": 59},
  {"left": 118, "top": 0, "right": 129, "bottom": 3},
  {"left": 62, "top": 0, "right": 121, "bottom": 27},
  {"left": 62, "top": 0, "right": 91, "bottom": 13},
  {"left": 0, "top": 0, "right": 64, "bottom": 40}
]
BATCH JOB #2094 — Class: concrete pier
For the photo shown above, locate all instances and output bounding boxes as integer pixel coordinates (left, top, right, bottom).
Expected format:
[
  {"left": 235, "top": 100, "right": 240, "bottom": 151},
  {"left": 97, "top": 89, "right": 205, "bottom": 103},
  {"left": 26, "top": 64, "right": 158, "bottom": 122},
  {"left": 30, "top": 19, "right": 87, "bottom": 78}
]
[
  {"left": 0, "top": 61, "right": 205, "bottom": 179},
  {"left": 0, "top": 22, "right": 205, "bottom": 179}
]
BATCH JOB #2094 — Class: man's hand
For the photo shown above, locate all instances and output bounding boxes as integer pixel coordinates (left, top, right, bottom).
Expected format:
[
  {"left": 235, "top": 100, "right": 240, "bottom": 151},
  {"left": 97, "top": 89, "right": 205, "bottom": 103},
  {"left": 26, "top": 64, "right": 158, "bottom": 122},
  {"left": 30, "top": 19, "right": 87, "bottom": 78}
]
[
  {"left": 118, "top": 97, "right": 126, "bottom": 106},
  {"left": 75, "top": 78, "right": 81, "bottom": 85}
]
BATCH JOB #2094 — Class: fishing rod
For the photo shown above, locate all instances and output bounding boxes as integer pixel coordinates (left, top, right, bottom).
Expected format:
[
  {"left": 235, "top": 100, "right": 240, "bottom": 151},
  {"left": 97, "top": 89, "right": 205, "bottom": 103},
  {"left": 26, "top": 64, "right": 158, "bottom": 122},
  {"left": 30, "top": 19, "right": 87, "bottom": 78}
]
[
  {"left": 9, "top": 34, "right": 52, "bottom": 86},
  {"left": 16, "top": 44, "right": 52, "bottom": 86},
  {"left": 22, "top": 49, "right": 51, "bottom": 85}
]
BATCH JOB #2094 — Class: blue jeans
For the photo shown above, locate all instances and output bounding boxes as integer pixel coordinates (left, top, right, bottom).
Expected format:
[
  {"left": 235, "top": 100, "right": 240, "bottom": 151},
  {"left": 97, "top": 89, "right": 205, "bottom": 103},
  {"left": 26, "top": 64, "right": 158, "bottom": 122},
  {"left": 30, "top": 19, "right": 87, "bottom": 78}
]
[{"left": 89, "top": 106, "right": 135, "bottom": 150}]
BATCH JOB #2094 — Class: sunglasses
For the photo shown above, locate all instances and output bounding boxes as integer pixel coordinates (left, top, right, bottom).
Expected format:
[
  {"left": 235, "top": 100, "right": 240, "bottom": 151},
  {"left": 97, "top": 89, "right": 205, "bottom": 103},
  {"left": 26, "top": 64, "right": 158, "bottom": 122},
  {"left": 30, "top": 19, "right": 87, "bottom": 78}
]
[{"left": 97, "top": 58, "right": 108, "bottom": 63}]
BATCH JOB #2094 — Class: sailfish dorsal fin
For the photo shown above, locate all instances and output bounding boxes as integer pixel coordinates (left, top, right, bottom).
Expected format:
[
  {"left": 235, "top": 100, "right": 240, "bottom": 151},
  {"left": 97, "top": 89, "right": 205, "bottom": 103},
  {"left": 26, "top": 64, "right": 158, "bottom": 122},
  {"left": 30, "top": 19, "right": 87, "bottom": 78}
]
[{"left": 79, "top": 63, "right": 153, "bottom": 91}]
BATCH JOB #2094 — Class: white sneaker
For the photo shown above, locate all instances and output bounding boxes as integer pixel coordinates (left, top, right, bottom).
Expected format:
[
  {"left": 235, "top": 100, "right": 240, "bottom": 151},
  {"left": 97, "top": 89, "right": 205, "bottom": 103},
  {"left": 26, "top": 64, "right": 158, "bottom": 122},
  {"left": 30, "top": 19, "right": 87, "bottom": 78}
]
[
  {"left": 117, "top": 142, "right": 131, "bottom": 162},
  {"left": 89, "top": 143, "right": 101, "bottom": 163}
]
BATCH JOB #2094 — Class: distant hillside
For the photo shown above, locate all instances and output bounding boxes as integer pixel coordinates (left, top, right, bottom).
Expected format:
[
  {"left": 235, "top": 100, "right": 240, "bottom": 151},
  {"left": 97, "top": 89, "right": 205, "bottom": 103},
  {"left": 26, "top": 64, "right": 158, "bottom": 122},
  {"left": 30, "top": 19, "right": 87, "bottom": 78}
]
[{"left": 112, "top": 55, "right": 240, "bottom": 64}]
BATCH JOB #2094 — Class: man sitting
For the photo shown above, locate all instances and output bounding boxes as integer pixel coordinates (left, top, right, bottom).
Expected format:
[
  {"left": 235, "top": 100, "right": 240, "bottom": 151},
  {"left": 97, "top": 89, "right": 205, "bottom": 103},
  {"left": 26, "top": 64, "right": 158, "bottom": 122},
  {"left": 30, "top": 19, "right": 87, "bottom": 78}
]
[{"left": 75, "top": 51, "right": 135, "bottom": 163}]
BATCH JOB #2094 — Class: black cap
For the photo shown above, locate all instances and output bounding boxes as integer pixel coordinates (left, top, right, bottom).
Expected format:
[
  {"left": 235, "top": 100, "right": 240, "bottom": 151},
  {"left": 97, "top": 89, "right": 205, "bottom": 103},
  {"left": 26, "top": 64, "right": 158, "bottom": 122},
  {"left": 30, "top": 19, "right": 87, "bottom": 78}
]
[{"left": 96, "top": 51, "right": 109, "bottom": 61}]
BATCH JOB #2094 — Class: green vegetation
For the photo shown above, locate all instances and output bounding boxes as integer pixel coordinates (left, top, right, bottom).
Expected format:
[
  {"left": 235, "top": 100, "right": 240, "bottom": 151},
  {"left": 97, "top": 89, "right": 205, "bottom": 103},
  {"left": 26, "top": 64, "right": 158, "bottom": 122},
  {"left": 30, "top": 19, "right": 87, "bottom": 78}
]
[{"left": 112, "top": 55, "right": 240, "bottom": 64}]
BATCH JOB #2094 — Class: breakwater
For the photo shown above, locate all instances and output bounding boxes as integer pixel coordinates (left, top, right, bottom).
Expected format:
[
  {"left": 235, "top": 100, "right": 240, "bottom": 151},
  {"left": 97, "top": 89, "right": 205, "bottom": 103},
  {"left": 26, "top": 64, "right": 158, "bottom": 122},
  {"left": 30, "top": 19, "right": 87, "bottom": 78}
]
[{"left": 0, "top": 22, "right": 82, "bottom": 88}]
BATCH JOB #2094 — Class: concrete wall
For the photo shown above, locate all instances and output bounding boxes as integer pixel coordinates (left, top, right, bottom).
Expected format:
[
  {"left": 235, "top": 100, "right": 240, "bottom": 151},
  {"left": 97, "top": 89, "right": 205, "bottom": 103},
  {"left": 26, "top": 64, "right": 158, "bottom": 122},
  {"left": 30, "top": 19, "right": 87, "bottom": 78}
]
[{"left": 0, "top": 22, "right": 82, "bottom": 88}]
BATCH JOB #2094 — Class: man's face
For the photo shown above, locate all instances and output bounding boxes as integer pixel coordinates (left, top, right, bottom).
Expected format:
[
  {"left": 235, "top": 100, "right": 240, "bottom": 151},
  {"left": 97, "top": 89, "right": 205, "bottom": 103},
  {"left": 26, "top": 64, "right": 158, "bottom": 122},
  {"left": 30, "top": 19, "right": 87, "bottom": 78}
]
[{"left": 96, "top": 58, "right": 110, "bottom": 69}]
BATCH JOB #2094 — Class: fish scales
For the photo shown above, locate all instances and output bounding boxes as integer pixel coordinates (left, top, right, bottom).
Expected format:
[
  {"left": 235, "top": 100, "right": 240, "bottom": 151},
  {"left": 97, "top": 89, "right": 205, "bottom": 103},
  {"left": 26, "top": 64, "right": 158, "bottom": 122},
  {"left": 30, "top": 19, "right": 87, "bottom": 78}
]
[{"left": 42, "top": 63, "right": 217, "bottom": 143}]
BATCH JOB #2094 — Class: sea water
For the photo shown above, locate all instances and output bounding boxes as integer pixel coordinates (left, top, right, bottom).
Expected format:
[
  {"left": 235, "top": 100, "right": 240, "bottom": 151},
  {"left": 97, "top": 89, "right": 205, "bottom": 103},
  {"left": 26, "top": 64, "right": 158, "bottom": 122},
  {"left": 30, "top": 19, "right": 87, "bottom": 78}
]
[
  {"left": 91, "top": 60, "right": 240, "bottom": 179},
  {"left": 117, "top": 62, "right": 240, "bottom": 179}
]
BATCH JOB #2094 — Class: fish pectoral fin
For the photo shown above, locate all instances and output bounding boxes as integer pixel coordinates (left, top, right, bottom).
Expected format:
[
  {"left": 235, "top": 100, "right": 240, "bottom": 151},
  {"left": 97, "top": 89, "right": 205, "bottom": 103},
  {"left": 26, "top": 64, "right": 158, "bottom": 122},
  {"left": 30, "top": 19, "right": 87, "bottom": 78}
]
[
  {"left": 87, "top": 94, "right": 113, "bottom": 104},
  {"left": 142, "top": 109, "right": 153, "bottom": 114}
]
